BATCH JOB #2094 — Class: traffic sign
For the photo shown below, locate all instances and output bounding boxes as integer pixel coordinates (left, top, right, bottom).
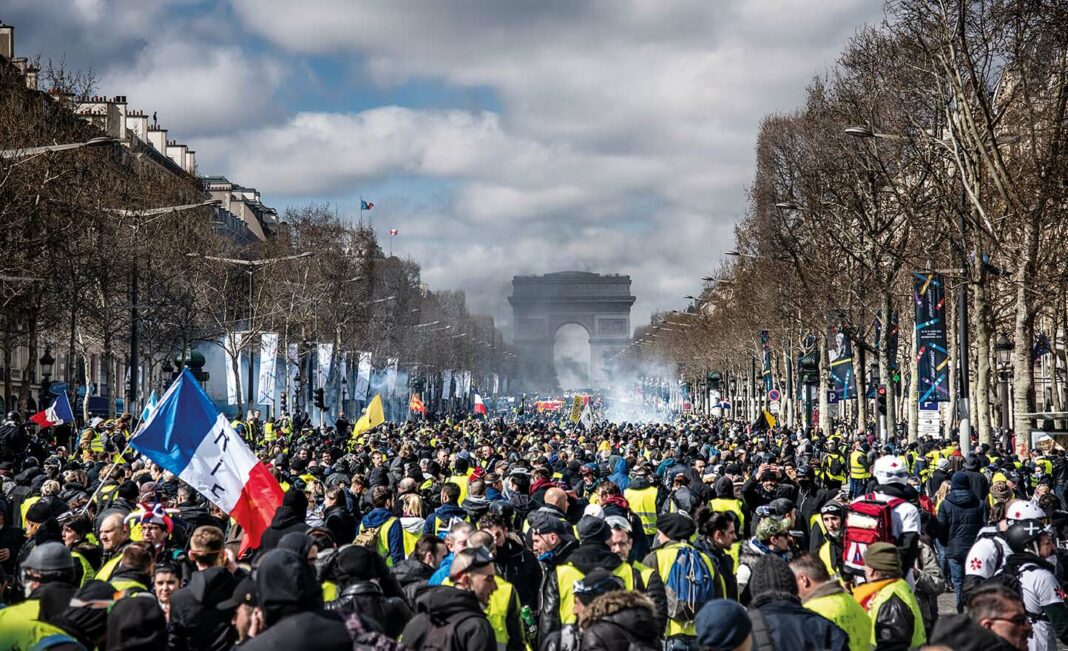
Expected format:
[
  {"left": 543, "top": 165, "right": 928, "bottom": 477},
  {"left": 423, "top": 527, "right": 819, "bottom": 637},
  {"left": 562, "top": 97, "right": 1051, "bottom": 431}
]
[
  {"left": 49, "top": 383, "right": 68, "bottom": 395},
  {"left": 827, "top": 390, "right": 839, "bottom": 404},
  {"left": 769, "top": 401, "right": 781, "bottom": 414},
  {"left": 768, "top": 389, "right": 781, "bottom": 402}
]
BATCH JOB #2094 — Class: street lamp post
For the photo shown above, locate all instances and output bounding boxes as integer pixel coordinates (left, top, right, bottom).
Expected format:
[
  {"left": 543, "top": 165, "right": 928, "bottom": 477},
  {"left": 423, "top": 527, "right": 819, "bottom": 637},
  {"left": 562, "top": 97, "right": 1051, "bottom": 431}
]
[
  {"left": 38, "top": 347, "right": 55, "bottom": 408},
  {"left": 995, "top": 333, "right": 1013, "bottom": 448},
  {"left": 160, "top": 358, "right": 175, "bottom": 391}
]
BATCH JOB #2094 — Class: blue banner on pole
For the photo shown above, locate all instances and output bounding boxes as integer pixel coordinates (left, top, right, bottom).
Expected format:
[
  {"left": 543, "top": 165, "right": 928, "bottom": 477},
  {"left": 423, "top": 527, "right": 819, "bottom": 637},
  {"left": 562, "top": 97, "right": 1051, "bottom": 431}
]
[
  {"left": 760, "top": 330, "right": 772, "bottom": 393},
  {"left": 828, "top": 326, "right": 857, "bottom": 400},
  {"left": 914, "top": 273, "right": 950, "bottom": 402}
]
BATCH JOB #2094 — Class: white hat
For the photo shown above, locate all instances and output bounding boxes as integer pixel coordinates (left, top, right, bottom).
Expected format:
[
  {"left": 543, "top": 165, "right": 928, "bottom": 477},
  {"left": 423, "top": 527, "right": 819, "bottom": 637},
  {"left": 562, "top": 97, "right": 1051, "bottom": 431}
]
[
  {"left": 1005, "top": 499, "right": 1046, "bottom": 524},
  {"left": 583, "top": 504, "right": 605, "bottom": 519},
  {"left": 873, "top": 455, "right": 909, "bottom": 485}
]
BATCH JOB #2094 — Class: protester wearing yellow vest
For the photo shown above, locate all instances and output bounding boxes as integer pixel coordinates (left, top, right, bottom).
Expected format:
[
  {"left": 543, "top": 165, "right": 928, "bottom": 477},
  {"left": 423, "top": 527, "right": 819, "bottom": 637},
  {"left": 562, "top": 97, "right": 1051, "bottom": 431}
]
[
  {"left": 0, "top": 542, "right": 79, "bottom": 649},
  {"left": 792, "top": 554, "right": 871, "bottom": 651},
  {"left": 855, "top": 543, "right": 926, "bottom": 649},
  {"left": 643, "top": 513, "right": 717, "bottom": 643},
  {"left": 96, "top": 512, "right": 132, "bottom": 582},
  {"left": 357, "top": 486, "right": 406, "bottom": 566},
  {"left": 849, "top": 442, "right": 871, "bottom": 499},
  {"left": 442, "top": 531, "right": 528, "bottom": 651},
  {"left": 709, "top": 476, "right": 745, "bottom": 569},
  {"left": 624, "top": 469, "right": 659, "bottom": 536}
]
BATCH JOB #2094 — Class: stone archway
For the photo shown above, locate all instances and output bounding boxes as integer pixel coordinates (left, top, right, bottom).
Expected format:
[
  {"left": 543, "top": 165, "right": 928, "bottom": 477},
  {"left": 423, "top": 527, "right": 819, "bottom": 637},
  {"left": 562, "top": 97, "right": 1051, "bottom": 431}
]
[
  {"left": 553, "top": 322, "right": 592, "bottom": 390},
  {"left": 509, "top": 271, "right": 634, "bottom": 391}
]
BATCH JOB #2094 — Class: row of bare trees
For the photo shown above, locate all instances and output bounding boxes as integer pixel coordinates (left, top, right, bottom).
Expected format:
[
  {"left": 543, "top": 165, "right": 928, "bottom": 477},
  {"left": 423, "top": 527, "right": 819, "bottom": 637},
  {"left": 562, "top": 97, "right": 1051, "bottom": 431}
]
[
  {"left": 0, "top": 56, "right": 512, "bottom": 418},
  {"left": 626, "top": 0, "right": 1068, "bottom": 445}
]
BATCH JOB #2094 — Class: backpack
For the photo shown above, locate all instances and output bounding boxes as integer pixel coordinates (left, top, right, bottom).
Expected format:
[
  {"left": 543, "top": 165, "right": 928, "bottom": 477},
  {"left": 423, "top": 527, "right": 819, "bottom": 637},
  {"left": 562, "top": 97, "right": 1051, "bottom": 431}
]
[
  {"left": 354, "top": 524, "right": 381, "bottom": 549},
  {"left": 842, "top": 494, "right": 904, "bottom": 577},
  {"left": 344, "top": 610, "right": 406, "bottom": 651},
  {"left": 412, "top": 611, "right": 481, "bottom": 651},
  {"left": 664, "top": 545, "right": 715, "bottom": 621}
]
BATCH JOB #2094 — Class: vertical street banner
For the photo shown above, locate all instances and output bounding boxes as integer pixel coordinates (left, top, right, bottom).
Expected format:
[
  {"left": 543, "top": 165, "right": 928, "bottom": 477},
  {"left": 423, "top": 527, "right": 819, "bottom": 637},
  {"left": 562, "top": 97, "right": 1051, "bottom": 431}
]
[
  {"left": 828, "top": 326, "right": 857, "bottom": 400},
  {"left": 316, "top": 343, "right": 334, "bottom": 389},
  {"left": 442, "top": 370, "right": 453, "bottom": 400},
  {"left": 337, "top": 353, "right": 348, "bottom": 399},
  {"left": 760, "top": 330, "right": 772, "bottom": 393},
  {"left": 914, "top": 272, "right": 950, "bottom": 402},
  {"left": 286, "top": 343, "right": 300, "bottom": 388},
  {"left": 257, "top": 333, "right": 278, "bottom": 406},
  {"left": 385, "top": 358, "right": 399, "bottom": 397},
  {"left": 354, "top": 352, "right": 372, "bottom": 400},
  {"left": 462, "top": 371, "right": 472, "bottom": 396},
  {"left": 492, "top": 373, "right": 500, "bottom": 395}
]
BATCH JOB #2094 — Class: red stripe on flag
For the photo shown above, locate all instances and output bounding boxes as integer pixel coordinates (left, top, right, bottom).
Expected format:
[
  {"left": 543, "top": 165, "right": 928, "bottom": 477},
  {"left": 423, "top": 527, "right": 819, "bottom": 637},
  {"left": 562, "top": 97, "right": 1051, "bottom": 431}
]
[{"left": 231, "top": 461, "right": 283, "bottom": 555}]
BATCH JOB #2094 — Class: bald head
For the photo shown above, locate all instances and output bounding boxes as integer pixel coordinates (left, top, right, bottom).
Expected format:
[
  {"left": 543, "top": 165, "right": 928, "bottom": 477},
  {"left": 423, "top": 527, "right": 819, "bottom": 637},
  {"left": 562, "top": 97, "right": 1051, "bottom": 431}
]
[
  {"left": 545, "top": 487, "right": 568, "bottom": 512},
  {"left": 99, "top": 512, "right": 130, "bottom": 551}
]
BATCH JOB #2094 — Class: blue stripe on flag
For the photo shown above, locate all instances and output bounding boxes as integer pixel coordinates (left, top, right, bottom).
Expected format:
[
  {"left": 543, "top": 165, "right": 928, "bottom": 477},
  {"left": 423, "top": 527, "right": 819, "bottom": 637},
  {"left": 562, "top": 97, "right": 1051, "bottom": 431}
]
[{"left": 132, "top": 369, "right": 216, "bottom": 475}]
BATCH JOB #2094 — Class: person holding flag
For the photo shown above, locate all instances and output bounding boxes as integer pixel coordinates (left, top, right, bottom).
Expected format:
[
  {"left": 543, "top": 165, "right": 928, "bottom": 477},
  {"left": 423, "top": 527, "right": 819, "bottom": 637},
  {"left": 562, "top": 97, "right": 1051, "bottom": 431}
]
[{"left": 131, "top": 368, "right": 283, "bottom": 555}]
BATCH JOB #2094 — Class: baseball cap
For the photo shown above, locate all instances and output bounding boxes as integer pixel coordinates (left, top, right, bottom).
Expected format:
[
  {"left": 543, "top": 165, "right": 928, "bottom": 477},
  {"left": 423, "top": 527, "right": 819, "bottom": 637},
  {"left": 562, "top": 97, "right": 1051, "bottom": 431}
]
[
  {"left": 217, "top": 577, "right": 258, "bottom": 610},
  {"left": 529, "top": 512, "right": 569, "bottom": 536},
  {"left": 450, "top": 546, "right": 495, "bottom": 579}
]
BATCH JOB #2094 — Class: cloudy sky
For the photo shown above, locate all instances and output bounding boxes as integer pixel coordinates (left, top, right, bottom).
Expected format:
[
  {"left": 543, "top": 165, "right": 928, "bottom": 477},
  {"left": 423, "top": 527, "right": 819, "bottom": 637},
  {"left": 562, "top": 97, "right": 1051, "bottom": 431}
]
[{"left": 7, "top": 1, "right": 882, "bottom": 336}]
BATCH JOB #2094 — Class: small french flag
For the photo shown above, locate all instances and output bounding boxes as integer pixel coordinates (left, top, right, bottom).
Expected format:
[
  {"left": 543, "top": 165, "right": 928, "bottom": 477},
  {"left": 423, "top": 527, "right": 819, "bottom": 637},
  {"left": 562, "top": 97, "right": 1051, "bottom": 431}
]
[
  {"left": 29, "top": 392, "right": 75, "bottom": 428},
  {"left": 473, "top": 393, "right": 487, "bottom": 415},
  {"left": 132, "top": 369, "right": 283, "bottom": 554}
]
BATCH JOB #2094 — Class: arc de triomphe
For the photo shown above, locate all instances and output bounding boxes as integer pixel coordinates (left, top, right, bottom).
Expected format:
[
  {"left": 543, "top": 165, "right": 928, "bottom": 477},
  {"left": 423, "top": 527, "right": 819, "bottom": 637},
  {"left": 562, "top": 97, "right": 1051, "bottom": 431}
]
[{"left": 509, "top": 271, "right": 635, "bottom": 390}]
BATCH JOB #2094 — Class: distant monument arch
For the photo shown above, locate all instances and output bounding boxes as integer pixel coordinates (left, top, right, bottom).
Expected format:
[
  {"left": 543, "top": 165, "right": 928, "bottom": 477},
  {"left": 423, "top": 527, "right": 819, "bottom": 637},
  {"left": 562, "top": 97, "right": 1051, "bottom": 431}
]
[{"left": 509, "top": 272, "right": 635, "bottom": 390}]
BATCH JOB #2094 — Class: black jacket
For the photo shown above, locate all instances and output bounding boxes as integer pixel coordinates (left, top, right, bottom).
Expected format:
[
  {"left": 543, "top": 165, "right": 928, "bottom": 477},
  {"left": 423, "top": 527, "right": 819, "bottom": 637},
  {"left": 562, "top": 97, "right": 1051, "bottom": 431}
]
[
  {"left": 937, "top": 488, "right": 986, "bottom": 559},
  {"left": 325, "top": 580, "right": 410, "bottom": 638},
  {"left": 322, "top": 503, "right": 356, "bottom": 546},
  {"left": 168, "top": 566, "right": 240, "bottom": 651},
  {"left": 871, "top": 587, "right": 918, "bottom": 651},
  {"left": 750, "top": 593, "right": 849, "bottom": 651},
  {"left": 929, "top": 614, "right": 1019, "bottom": 651},
  {"left": 580, "top": 590, "right": 661, "bottom": 651},
  {"left": 259, "top": 504, "right": 309, "bottom": 551},
  {"left": 401, "top": 585, "right": 496, "bottom": 651},
  {"left": 496, "top": 534, "right": 542, "bottom": 608},
  {"left": 243, "top": 549, "right": 351, "bottom": 651}
]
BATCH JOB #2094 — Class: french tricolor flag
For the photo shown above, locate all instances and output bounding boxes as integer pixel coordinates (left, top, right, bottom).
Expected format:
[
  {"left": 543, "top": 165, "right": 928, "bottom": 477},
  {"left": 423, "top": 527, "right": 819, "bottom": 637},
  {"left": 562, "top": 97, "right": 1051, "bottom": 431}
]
[
  {"left": 132, "top": 368, "right": 283, "bottom": 554},
  {"left": 473, "top": 393, "right": 487, "bottom": 415},
  {"left": 29, "top": 392, "right": 75, "bottom": 428}
]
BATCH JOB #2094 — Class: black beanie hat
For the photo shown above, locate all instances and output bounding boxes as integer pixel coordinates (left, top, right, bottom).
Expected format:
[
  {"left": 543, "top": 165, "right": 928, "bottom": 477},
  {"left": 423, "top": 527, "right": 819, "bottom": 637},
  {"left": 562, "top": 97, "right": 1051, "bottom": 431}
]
[
  {"left": 117, "top": 481, "right": 139, "bottom": 502},
  {"left": 107, "top": 594, "right": 167, "bottom": 650},
  {"left": 656, "top": 513, "right": 697, "bottom": 540},
  {"left": 577, "top": 515, "right": 609, "bottom": 544},
  {"left": 748, "top": 554, "right": 798, "bottom": 600}
]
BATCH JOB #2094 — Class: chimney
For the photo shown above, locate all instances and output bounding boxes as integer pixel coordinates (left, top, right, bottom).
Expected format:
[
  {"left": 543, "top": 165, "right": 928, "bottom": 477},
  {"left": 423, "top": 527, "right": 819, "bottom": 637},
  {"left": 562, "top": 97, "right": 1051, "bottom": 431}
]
[{"left": 0, "top": 23, "right": 13, "bottom": 61}]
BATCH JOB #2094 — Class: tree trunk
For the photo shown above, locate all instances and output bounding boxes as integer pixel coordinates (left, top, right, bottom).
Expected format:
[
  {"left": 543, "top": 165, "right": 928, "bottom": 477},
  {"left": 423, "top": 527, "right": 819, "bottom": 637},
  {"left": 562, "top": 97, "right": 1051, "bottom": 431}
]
[
  {"left": 1013, "top": 223, "right": 1039, "bottom": 448},
  {"left": 879, "top": 292, "right": 896, "bottom": 439},
  {"left": 972, "top": 276, "right": 993, "bottom": 446},
  {"left": 908, "top": 331, "right": 920, "bottom": 442},
  {"left": 946, "top": 288, "right": 958, "bottom": 432},
  {"left": 856, "top": 342, "right": 868, "bottom": 432}
]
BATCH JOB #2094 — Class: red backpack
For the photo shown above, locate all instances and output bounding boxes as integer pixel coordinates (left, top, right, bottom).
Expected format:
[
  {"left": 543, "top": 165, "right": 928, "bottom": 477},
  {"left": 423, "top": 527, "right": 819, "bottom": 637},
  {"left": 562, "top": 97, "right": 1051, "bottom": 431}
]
[{"left": 842, "top": 493, "right": 904, "bottom": 578}]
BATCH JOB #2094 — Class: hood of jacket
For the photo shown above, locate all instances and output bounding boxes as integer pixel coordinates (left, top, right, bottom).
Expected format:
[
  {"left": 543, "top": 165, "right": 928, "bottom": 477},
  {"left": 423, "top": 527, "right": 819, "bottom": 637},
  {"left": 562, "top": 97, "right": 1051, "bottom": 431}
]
[
  {"left": 414, "top": 584, "right": 485, "bottom": 619},
  {"left": 580, "top": 589, "right": 658, "bottom": 639},
  {"left": 946, "top": 488, "right": 980, "bottom": 508},
  {"left": 400, "top": 516, "right": 426, "bottom": 534},
  {"left": 461, "top": 496, "right": 490, "bottom": 516},
  {"left": 186, "top": 566, "right": 238, "bottom": 606},
  {"left": 713, "top": 476, "right": 734, "bottom": 499},
  {"left": 257, "top": 548, "right": 323, "bottom": 626},
  {"left": 568, "top": 541, "right": 623, "bottom": 574},
  {"left": 627, "top": 476, "right": 652, "bottom": 490},
  {"left": 432, "top": 503, "right": 469, "bottom": 522},
  {"left": 361, "top": 507, "right": 396, "bottom": 528}
]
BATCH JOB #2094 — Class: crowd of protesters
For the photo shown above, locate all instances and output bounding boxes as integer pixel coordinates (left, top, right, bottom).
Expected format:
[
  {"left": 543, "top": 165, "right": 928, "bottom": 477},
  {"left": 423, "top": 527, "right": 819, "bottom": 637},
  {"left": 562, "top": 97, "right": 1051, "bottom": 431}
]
[{"left": 0, "top": 404, "right": 1067, "bottom": 651}]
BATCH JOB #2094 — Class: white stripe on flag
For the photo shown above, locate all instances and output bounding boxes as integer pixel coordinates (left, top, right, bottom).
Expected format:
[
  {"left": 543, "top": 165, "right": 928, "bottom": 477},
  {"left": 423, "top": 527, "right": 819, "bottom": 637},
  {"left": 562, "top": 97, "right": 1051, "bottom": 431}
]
[{"left": 177, "top": 413, "right": 257, "bottom": 513}]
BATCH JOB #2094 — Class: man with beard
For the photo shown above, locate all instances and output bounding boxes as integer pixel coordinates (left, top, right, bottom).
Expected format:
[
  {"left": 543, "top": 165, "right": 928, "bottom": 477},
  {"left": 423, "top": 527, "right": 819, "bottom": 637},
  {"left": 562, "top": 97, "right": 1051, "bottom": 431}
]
[{"left": 741, "top": 463, "right": 797, "bottom": 532}]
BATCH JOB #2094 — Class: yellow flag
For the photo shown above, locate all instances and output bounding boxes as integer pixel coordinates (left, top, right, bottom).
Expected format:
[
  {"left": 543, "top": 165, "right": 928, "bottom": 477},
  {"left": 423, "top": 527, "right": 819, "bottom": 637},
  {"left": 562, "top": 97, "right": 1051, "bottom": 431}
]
[
  {"left": 570, "top": 396, "right": 583, "bottom": 423},
  {"left": 352, "top": 394, "right": 385, "bottom": 438},
  {"left": 763, "top": 409, "right": 778, "bottom": 429}
]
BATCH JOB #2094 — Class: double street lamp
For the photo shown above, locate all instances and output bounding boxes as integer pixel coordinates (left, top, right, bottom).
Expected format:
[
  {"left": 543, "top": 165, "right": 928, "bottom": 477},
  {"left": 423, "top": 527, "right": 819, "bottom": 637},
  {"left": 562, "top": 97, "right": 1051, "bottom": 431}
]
[
  {"left": 995, "top": 334, "right": 1014, "bottom": 446},
  {"left": 38, "top": 347, "right": 55, "bottom": 408},
  {"left": 0, "top": 136, "right": 117, "bottom": 160}
]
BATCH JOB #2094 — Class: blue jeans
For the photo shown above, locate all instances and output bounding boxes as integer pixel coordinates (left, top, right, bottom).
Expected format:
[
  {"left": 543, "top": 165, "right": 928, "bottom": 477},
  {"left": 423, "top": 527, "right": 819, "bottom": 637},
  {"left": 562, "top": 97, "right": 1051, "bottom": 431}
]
[
  {"left": 948, "top": 557, "right": 965, "bottom": 612},
  {"left": 849, "top": 478, "right": 867, "bottom": 499}
]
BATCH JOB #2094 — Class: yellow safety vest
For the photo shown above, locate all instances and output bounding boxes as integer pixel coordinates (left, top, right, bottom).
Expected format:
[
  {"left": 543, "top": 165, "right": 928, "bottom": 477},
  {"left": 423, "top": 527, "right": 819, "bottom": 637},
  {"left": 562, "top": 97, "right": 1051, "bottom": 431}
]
[
  {"left": 402, "top": 526, "right": 422, "bottom": 557},
  {"left": 556, "top": 562, "right": 639, "bottom": 627},
  {"left": 652, "top": 542, "right": 717, "bottom": 638},
  {"left": 97, "top": 554, "right": 123, "bottom": 582},
  {"left": 849, "top": 451, "right": 870, "bottom": 480},
  {"left": 708, "top": 497, "right": 745, "bottom": 567},
  {"left": 375, "top": 517, "right": 400, "bottom": 566},
  {"left": 822, "top": 454, "right": 846, "bottom": 483},
  {"left": 0, "top": 602, "right": 78, "bottom": 651},
  {"left": 72, "top": 550, "right": 96, "bottom": 587},
  {"left": 804, "top": 588, "right": 871, "bottom": 651},
  {"left": 625, "top": 486, "right": 658, "bottom": 535},
  {"left": 443, "top": 576, "right": 524, "bottom": 651},
  {"left": 263, "top": 422, "right": 276, "bottom": 442},
  {"left": 818, "top": 540, "right": 841, "bottom": 583},
  {"left": 112, "top": 576, "right": 149, "bottom": 594},
  {"left": 858, "top": 578, "right": 926, "bottom": 648},
  {"left": 448, "top": 475, "right": 470, "bottom": 504}
]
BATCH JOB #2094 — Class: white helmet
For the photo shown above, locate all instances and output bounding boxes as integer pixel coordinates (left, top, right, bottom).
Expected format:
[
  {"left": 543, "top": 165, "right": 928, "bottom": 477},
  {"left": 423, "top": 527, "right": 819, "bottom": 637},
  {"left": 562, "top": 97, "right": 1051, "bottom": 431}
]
[
  {"left": 1005, "top": 499, "right": 1046, "bottom": 524},
  {"left": 873, "top": 455, "right": 909, "bottom": 485}
]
